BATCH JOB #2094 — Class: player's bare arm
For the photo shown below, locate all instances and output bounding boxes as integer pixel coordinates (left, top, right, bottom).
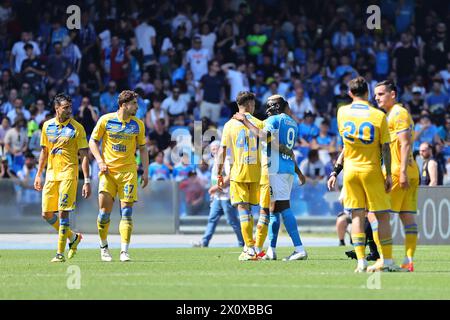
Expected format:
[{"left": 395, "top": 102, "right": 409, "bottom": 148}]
[
  {"left": 327, "top": 150, "right": 344, "bottom": 191},
  {"left": 89, "top": 138, "right": 108, "bottom": 173},
  {"left": 382, "top": 142, "right": 392, "bottom": 193},
  {"left": 79, "top": 148, "right": 91, "bottom": 199},
  {"left": 34, "top": 146, "right": 48, "bottom": 191},
  {"left": 139, "top": 144, "right": 149, "bottom": 188},
  {"left": 398, "top": 130, "right": 411, "bottom": 189},
  {"left": 216, "top": 146, "right": 227, "bottom": 191}
]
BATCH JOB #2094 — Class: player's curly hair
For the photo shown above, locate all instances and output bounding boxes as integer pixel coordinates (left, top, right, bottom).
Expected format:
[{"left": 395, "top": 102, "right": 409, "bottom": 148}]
[{"left": 118, "top": 90, "right": 139, "bottom": 108}]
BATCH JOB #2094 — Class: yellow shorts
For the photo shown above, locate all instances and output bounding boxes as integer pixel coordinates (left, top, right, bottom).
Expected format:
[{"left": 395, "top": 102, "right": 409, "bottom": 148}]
[
  {"left": 390, "top": 175, "right": 419, "bottom": 214},
  {"left": 42, "top": 179, "right": 78, "bottom": 212},
  {"left": 259, "top": 183, "right": 270, "bottom": 209},
  {"left": 230, "top": 181, "right": 259, "bottom": 206},
  {"left": 99, "top": 171, "right": 138, "bottom": 203},
  {"left": 343, "top": 170, "right": 390, "bottom": 213}
]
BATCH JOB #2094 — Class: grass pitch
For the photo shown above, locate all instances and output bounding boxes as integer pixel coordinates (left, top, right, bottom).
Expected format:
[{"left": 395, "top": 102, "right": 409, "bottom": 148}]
[{"left": 1, "top": 246, "right": 450, "bottom": 300}]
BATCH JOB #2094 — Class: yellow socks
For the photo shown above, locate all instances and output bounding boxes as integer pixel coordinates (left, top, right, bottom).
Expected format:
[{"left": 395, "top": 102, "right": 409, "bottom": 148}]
[
  {"left": 45, "top": 213, "right": 75, "bottom": 242},
  {"left": 57, "top": 217, "right": 70, "bottom": 255},
  {"left": 239, "top": 209, "right": 255, "bottom": 248},
  {"left": 255, "top": 210, "right": 269, "bottom": 250},
  {"left": 351, "top": 232, "right": 366, "bottom": 260},
  {"left": 119, "top": 207, "right": 133, "bottom": 251},
  {"left": 404, "top": 223, "right": 418, "bottom": 261},
  {"left": 380, "top": 237, "right": 393, "bottom": 260},
  {"left": 97, "top": 211, "right": 111, "bottom": 247}
]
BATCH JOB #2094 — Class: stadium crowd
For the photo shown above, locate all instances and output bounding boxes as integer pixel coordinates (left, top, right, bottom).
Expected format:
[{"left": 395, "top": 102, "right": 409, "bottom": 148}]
[{"left": 0, "top": 0, "right": 449, "bottom": 215}]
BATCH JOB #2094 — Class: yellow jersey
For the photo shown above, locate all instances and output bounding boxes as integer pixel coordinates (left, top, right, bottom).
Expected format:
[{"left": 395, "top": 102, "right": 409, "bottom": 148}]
[
  {"left": 337, "top": 101, "right": 390, "bottom": 173},
  {"left": 220, "top": 112, "right": 263, "bottom": 182},
  {"left": 41, "top": 117, "right": 88, "bottom": 181},
  {"left": 386, "top": 103, "right": 419, "bottom": 179},
  {"left": 260, "top": 119, "right": 269, "bottom": 185},
  {"left": 91, "top": 112, "right": 146, "bottom": 173}
]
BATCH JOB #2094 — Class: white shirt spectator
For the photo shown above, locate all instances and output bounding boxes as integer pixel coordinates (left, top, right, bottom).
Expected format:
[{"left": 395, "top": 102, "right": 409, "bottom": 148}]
[
  {"left": 1, "top": 101, "right": 14, "bottom": 115},
  {"left": 0, "top": 3, "right": 12, "bottom": 23},
  {"left": 226, "top": 69, "right": 249, "bottom": 102},
  {"left": 11, "top": 41, "right": 41, "bottom": 73},
  {"left": 35, "top": 111, "right": 49, "bottom": 126},
  {"left": 201, "top": 33, "right": 217, "bottom": 57},
  {"left": 67, "top": 72, "right": 80, "bottom": 95},
  {"left": 161, "top": 96, "right": 188, "bottom": 115},
  {"left": 287, "top": 96, "right": 314, "bottom": 119},
  {"left": 135, "top": 22, "right": 156, "bottom": 56},
  {"left": 4, "top": 128, "right": 28, "bottom": 153},
  {"left": 7, "top": 108, "right": 31, "bottom": 123},
  {"left": 186, "top": 47, "right": 210, "bottom": 81},
  {"left": 440, "top": 68, "right": 450, "bottom": 92}
]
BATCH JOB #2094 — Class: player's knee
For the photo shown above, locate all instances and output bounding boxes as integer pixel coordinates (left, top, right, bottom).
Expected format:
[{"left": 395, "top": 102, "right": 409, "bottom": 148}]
[
  {"left": 97, "top": 211, "right": 111, "bottom": 224},
  {"left": 42, "top": 212, "right": 57, "bottom": 224},
  {"left": 121, "top": 207, "right": 133, "bottom": 220}
]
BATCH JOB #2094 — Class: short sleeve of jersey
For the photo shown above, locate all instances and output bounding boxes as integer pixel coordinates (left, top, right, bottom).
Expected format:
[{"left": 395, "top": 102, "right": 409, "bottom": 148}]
[
  {"left": 40, "top": 122, "right": 49, "bottom": 148},
  {"left": 137, "top": 119, "right": 146, "bottom": 146},
  {"left": 263, "top": 116, "right": 278, "bottom": 133},
  {"left": 393, "top": 109, "right": 410, "bottom": 134},
  {"left": 91, "top": 116, "right": 106, "bottom": 141},
  {"left": 220, "top": 123, "right": 230, "bottom": 148},
  {"left": 380, "top": 115, "right": 391, "bottom": 145},
  {"left": 76, "top": 123, "right": 88, "bottom": 150}
]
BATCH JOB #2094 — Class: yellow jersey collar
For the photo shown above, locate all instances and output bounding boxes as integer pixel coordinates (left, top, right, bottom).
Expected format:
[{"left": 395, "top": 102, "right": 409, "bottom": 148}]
[
  {"left": 55, "top": 117, "right": 71, "bottom": 127},
  {"left": 116, "top": 111, "right": 132, "bottom": 123}
]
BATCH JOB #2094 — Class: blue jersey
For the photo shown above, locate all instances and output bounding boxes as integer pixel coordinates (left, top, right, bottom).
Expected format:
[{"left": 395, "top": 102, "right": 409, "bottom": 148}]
[
  {"left": 264, "top": 113, "right": 298, "bottom": 175},
  {"left": 148, "top": 162, "right": 171, "bottom": 181}
]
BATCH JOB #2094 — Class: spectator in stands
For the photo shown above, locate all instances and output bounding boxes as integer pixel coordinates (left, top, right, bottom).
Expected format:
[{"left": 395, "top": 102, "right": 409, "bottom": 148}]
[
  {"left": 80, "top": 62, "right": 103, "bottom": 105},
  {"left": 50, "top": 18, "right": 68, "bottom": 45},
  {"left": 146, "top": 97, "right": 169, "bottom": 132},
  {"left": 173, "top": 154, "right": 196, "bottom": 182},
  {"left": 62, "top": 31, "right": 82, "bottom": 74},
  {"left": 20, "top": 43, "right": 46, "bottom": 94},
  {"left": 16, "top": 152, "right": 40, "bottom": 205},
  {"left": 246, "top": 23, "right": 267, "bottom": 64},
  {"left": 4, "top": 116, "right": 27, "bottom": 173},
  {"left": 46, "top": 41, "right": 71, "bottom": 92},
  {"left": 297, "top": 111, "right": 319, "bottom": 147},
  {"left": 161, "top": 86, "right": 188, "bottom": 122},
  {"left": 419, "top": 142, "right": 443, "bottom": 186},
  {"left": 426, "top": 80, "right": 449, "bottom": 117},
  {"left": 198, "top": 60, "right": 225, "bottom": 124},
  {"left": 1, "top": 88, "right": 17, "bottom": 116},
  {"left": 100, "top": 80, "right": 119, "bottom": 114},
  {"left": 299, "top": 148, "right": 325, "bottom": 185},
  {"left": 332, "top": 21, "right": 355, "bottom": 52},
  {"left": 33, "top": 99, "right": 48, "bottom": 126},
  {"left": 0, "top": 156, "right": 16, "bottom": 179},
  {"left": 425, "top": 22, "right": 448, "bottom": 72},
  {"left": 407, "top": 86, "right": 425, "bottom": 121},
  {"left": 288, "top": 86, "right": 315, "bottom": 122},
  {"left": 0, "top": 117, "right": 10, "bottom": 153},
  {"left": 7, "top": 98, "right": 30, "bottom": 123},
  {"left": 200, "top": 22, "right": 216, "bottom": 58},
  {"left": 10, "top": 31, "right": 40, "bottom": 75},
  {"left": 393, "top": 33, "right": 419, "bottom": 89},
  {"left": 0, "top": 69, "right": 17, "bottom": 93},
  {"left": 179, "top": 170, "right": 206, "bottom": 215},
  {"left": 312, "top": 120, "right": 336, "bottom": 153},
  {"left": 414, "top": 114, "right": 442, "bottom": 153},
  {"left": 186, "top": 36, "right": 211, "bottom": 81},
  {"left": 76, "top": 96, "right": 99, "bottom": 138},
  {"left": 19, "top": 82, "right": 35, "bottom": 108},
  {"left": 28, "top": 120, "right": 42, "bottom": 159},
  {"left": 148, "top": 119, "right": 171, "bottom": 152},
  {"left": 101, "top": 35, "right": 128, "bottom": 90},
  {"left": 135, "top": 72, "right": 154, "bottom": 98},
  {"left": 148, "top": 151, "right": 171, "bottom": 181}
]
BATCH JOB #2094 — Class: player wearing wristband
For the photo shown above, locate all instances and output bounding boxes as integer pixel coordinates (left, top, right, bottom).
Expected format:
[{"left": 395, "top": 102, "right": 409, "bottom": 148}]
[
  {"left": 89, "top": 90, "right": 149, "bottom": 262},
  {"left": 34, "top": 93, "right": 91, "bottom": 262}
]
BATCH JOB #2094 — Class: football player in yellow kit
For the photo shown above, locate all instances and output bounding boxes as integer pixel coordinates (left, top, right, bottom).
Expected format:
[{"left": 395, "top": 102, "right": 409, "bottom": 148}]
[
  {"left": 89, "top": 90, "right": 149, "bottom": 262},
  {"left": 374, "top": 80, "right": 419, "bottom": 272},
  {"left": 34, "top": 93, "right": 91, "bottom": 262},
  {"left": 337, "top": 77, "right": 402, "bottom": 272},
  {"left": 217, "top": 91, "right": 263, "bottom": 261}
]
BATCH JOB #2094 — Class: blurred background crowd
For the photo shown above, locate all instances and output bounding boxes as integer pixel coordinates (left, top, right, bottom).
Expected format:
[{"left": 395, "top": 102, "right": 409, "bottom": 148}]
[{"left": 0, "top": 0, "right": 449, "bottom": 215}]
